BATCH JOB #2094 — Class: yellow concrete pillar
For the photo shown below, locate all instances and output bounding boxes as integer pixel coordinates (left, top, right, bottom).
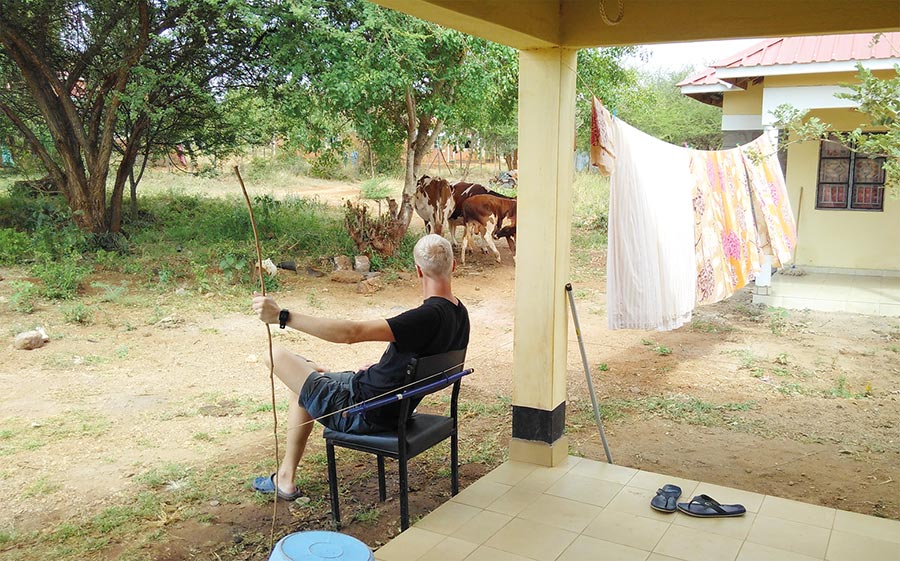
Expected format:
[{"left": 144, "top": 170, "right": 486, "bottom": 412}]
[{"left": 509, "top": 47, "right": 576, "bottom": 466}]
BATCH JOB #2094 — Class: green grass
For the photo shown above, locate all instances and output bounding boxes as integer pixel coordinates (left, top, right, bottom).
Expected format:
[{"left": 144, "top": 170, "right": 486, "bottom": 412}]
[
  {"left": 691, "top": 318, "right": 735, "bottom": 333},
  {"left": 0, "top": 412, "right": 111, "bottom": 456},
  {"left": 767, "top": 307, "right": 790, "bottom": 335},
  {"left": 61, "top": 301, "right": 94, "bottom": 325},
  {"left": 640, "top": 396, "right": 756, "bottom": 426},
  {"left": 726, "top": 349, "right": 762, "bottom": 370},
  {"left": 641, "top": 339, "right": 672, "bottom": 356},
  {"left": 8, "top": 280, "right": 39, "bottom": 313},
  {"left": 354, "top": 507, "right": 381, "bottom": 523},
  {"left": 91, "top": 281, "right": 129, "bottom": 303},
  {"left": 734, "top": 304, "right": 764, "bottom": 320},
  {"left": 825, "top": 376, "right": 871, "bottom": 399},
  {"left": 359, "top": 176, "right": 393, "bottom": 201},
  {"left": 134, "top": 463, "right": 193, "bottom": 488},
  {"left": 569, "top": 172, "right": 609, "bottom": 279},
  {"left": 464, "top": 433, "right": 503, "bottom": 464},
  {"left": 572, "top": 173, "right": 609, "bottom": 227},
  {"left": 22, "top": 476, "right": 62, "bottom": 498},
  {"left": 306, "top": 451, "right": 329, "bottom": 467},
  {"left": 458, "top": 395, "right": 511, "bottom": 417},
  {"left": 568, "top": 395, "right": 758, "bottom": 430}
]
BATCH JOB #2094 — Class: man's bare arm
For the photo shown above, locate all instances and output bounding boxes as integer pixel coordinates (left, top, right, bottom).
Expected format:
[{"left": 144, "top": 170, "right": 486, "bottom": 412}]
[{"left": 251, "top": 293, "right": 394, "bottom": 344}]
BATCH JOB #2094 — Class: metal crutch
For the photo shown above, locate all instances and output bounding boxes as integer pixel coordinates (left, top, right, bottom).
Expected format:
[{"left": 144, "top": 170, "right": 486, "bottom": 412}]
[{"left": 565, "top": 283, "right": 614, "bottom": 464}]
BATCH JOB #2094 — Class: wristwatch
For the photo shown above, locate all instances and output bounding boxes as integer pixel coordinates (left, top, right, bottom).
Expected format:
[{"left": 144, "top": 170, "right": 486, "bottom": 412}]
[{"left": 278, "top": 309, "right": 290, "bottom": 329}]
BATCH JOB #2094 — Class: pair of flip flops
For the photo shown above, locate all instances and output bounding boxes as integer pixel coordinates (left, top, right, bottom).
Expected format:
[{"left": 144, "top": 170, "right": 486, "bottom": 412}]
[
  {"left": 252, "top": 473, "right": 304, "bottom": 501},
  {"left": 650, "top": 485, "right": 746, "bottom": 517}
]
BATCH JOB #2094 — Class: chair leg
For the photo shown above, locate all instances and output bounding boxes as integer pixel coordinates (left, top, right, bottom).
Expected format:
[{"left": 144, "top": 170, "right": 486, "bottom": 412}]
[
  {"left": 326, "top": 441, "right": 341, "bottom": 528},
  {"left": 399, "top": 456, "right": 409, "bottom": 531},
  {"left": 377, "top": 455, "right": 387, "bottom": 502},
  {"left": 451, "top": 432, "right": 459, "bottom": 496}
]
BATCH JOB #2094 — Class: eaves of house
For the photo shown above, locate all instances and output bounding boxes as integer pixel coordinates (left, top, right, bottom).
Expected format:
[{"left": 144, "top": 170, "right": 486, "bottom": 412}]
[{"left": 678, "top": 32, "right": 900, "bottom": 122}]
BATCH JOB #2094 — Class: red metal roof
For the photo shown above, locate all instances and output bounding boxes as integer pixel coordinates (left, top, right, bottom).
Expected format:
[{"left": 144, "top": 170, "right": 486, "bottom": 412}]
[
  {"left": 718, "top": 32, "right": 900, "bottom": 68},
  {"left": 679, "top": 32, "right": 900, "bottom": 87}
]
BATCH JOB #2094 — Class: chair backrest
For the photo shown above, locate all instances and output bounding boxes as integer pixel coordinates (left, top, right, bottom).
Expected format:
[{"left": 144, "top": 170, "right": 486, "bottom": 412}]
[{"left": 401, "top": 348, "right": 467, "bottom": 422}]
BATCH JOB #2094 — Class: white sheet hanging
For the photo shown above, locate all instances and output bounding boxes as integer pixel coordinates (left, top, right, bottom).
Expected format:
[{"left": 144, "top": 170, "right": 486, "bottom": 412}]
[{"left": 601, "top": 107, "right": 696, "bottom": 331}]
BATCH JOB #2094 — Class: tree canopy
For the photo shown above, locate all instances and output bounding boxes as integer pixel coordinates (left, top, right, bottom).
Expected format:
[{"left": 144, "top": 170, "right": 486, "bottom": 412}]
[
  {"left": 615, "top": 67, "right": 723, "bottom": 150},
  {"left": 0, "top": 0, "right": 269, "bottom": 234},
  {"left": 1, "top": 0, "right": 650, "bottom": 248}
]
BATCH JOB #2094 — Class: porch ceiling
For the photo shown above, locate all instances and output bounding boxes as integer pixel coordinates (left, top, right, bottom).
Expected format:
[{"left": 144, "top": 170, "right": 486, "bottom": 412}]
[{"left": 372, "top": 0, "right": 900, "bottom": 49}]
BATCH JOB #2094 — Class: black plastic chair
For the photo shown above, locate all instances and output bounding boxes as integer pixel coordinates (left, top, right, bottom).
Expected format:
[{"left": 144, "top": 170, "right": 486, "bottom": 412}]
[{"left": 324, "top": 349, "right": 470, "bottom": 531}]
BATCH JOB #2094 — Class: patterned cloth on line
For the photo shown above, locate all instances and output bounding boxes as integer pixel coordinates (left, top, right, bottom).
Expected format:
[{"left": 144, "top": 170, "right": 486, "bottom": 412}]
[{"left": 590, "top": 97, "right": 797, "bottom": 330}]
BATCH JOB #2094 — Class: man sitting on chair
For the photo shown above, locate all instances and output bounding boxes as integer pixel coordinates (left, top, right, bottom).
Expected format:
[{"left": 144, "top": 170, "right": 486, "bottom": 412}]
[{"left": 250, "top": 233, "right": 470, "bottom": 500}]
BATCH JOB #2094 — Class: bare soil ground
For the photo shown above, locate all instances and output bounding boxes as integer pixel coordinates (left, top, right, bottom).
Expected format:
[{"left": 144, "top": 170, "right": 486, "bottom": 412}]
[{"left": 1, "top": 177, "right": 898, "bottom": 560}]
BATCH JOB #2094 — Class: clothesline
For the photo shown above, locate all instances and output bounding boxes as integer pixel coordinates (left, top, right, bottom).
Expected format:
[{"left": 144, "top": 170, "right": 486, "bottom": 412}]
[{"left": 590, "top": 97, "right": 798, "bottom": 332}]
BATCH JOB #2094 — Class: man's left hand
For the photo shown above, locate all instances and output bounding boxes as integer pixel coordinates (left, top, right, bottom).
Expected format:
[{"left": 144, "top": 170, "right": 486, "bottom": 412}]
[{"left": 251, "top": 292, "right": 280, "bottom": 324}]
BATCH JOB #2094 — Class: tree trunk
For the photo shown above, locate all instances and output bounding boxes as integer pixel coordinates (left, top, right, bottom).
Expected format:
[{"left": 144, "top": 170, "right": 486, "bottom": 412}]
[
  {"left": 503, "top": 149, "right": 518, "bottom": 171},
  {"left": 109, "top": 119, "right": 146, "bottom": 232},
  {"left": 0, "top": 1, "right": 149, "bottom": 235}
]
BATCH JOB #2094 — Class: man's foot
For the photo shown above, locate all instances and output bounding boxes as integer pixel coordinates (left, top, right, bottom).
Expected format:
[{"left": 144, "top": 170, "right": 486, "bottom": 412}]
[{"left": 252, "top": 473, "right": 303, "bottom": 501}]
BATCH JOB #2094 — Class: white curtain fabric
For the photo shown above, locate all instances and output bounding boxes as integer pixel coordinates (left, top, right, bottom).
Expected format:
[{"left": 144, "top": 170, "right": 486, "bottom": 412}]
[{"left": 606, "top": 119, "right": 696, "bottom": 331}]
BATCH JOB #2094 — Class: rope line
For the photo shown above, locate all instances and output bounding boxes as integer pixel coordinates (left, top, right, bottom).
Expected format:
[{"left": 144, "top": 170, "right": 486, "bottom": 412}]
[
  {"left": 258, "top": 336, "right": 515, "bottom": 436},
  {"left": 598, "top": 0, "right": 625, "bottom": 25},
  {"left": 249, "top": 313, "right": 838, "bottom": 442}
]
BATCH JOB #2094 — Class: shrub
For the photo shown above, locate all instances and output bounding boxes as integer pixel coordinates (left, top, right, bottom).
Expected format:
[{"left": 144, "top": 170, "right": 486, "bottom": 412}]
[
  {"left": 8, "top": 281, "right": 39, "bottom": 313},
  {"left": 0, "top": 228, "right": 31, "bottom": 264},
  {"left": 62, "top": 302, "right": 93, "bottom": 325},
  {"left": 91, "top": 281, "right": 128, "bottom": 303},
  {"left": 32, "top": 259, "right": 93, "bottom": 300},
  {"left": 218, "top": 252, "right": 249, "bottom": 284},
  {"left": 360, "top": 177, "right": 393, "bottom": 201},
  {"left": 93, "top": 249, "right": 123, "bottom": 271},
  {"left": 309, "top": 150, "right": 345, "bottom": 180}
]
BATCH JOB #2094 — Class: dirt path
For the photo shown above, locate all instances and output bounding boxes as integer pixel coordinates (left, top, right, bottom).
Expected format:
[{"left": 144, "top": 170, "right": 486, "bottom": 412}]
[{"left": 1, "top": 177, "right": 898, "bottom": 559}]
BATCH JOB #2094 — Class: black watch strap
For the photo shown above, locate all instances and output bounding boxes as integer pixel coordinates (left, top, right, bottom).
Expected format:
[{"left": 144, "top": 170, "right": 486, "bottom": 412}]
[{"left": 278, "top": 309, "right": 290, "bottom": 329}]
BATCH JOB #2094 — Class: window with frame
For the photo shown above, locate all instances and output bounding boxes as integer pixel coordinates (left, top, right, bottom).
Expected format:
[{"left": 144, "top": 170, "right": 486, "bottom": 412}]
[{"left": 816, "top": 134, "right": 886, "bottom": 211}]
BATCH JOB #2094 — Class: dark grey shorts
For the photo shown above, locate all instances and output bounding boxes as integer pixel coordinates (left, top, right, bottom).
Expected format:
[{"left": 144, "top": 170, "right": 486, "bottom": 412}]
[{"left": 299, "top": 371, "right": 382, "bottom": 434}]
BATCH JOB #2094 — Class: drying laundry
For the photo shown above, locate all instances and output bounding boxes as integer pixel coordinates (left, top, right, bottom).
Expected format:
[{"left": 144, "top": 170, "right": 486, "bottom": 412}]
[
  {"left": 690, "top": 146, "right": 760, "bottom": 305},
  {"left": 590, "top": 97, "right": 796, "bottom": 330},
  {"left": 740, "top": 136, "right": 797, "bottom": 268},
  {"left": 594, "top": 99, "right": 696, "bottom": 330}
]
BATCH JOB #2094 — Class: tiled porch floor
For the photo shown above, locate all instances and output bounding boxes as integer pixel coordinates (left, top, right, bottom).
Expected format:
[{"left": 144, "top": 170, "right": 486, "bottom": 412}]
[
  {"left": 374, "top": 456, "right": 900, "bottom": 561},
  {"left": 753, "top": 271, "right": 900, "bottom": 316}
]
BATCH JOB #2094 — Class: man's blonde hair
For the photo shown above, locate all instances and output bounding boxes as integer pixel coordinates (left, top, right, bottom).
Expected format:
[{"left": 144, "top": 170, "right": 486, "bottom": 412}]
[{"left": 414, "top": 234, "right": 454, "bottom": 277}]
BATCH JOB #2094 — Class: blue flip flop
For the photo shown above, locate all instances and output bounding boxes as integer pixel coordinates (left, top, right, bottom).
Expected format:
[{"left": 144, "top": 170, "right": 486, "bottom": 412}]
[
  {"left": 677, "top": 494, "right": 746, "bottom": 517},
  {"left": 650, "top": 484, "right": 682, "bottom": 513},
  {"left": 252, "top": 473, "right": 303, "bottom": 501}
]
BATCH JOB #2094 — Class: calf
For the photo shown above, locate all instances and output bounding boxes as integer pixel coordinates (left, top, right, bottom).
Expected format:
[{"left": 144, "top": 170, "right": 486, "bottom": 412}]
[
  {"left": 459, "top": 194, "right": 517, "bottom": 265},
  {"left": 413, "top": 175, "right": 454, "bottom": 237},
  {"left": 447, "top": 181, "right": 514, "bottom": 246},
  {"left": 493, "top": 223, "right": 517, "bottom": 256}
]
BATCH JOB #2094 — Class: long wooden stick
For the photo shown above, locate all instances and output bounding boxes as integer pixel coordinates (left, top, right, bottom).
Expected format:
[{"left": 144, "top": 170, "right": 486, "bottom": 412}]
[{"left": 234, "top": 165, "right": 280, "bottom": 548}]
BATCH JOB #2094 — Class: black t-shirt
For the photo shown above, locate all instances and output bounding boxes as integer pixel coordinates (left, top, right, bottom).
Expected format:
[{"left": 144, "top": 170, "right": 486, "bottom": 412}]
[{"left": 352, "top": 296, "right": 469, "bottom": 428}]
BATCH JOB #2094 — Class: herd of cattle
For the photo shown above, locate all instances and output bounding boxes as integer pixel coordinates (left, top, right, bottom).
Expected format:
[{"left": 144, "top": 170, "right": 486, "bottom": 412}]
[{"left": 413, "top": 175, "right": 517, "bottom": 265}]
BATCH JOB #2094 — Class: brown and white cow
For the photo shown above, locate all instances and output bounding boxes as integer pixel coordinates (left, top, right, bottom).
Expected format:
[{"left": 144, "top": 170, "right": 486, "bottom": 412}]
[
  {"left": 447, "top": 181, "right": 514, "bottom": 246},
  {"left": 413, "top": 175, "right": 454, "bottom": 238},
  {"left": 459, "top": 194, "right": 517, "bottom": 265}
]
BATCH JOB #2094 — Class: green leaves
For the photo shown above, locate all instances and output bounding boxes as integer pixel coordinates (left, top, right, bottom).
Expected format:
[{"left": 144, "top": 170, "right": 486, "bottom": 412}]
[
  {"left": 774, "top": 64, "right": 900, "bottom": 197},
  {"left": 616, "top": 68, "right": 723, "bottom": 150}
]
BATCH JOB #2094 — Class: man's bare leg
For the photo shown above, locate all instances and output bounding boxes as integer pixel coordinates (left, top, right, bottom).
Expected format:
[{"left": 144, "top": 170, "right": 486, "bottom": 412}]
[
  {"left": 275, "top": 395, "right": 314, "bottom": 494},
  {"left": 264, "top": 346, "right": 323, "bottom": 495}
]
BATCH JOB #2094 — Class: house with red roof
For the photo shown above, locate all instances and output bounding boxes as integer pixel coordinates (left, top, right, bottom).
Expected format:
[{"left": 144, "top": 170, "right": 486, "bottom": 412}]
[{"left": 678, "top": 33, "right": 899, "bottom": 280}]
